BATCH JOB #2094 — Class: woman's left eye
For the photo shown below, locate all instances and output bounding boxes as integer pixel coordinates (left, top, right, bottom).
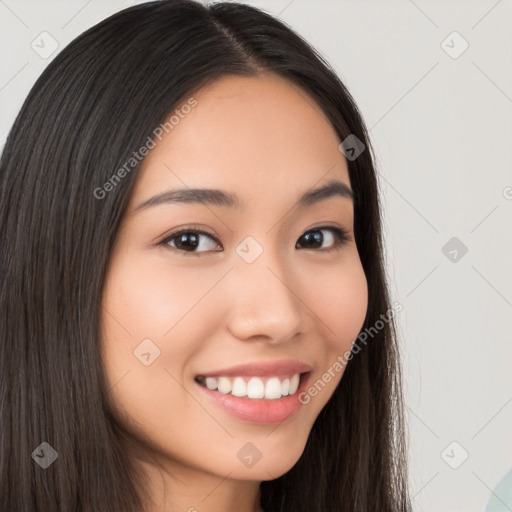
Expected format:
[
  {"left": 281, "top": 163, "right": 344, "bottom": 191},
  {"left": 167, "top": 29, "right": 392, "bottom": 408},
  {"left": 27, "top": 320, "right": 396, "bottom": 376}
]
[
  {"left": 158, "top": 226, "right": 351, "bottom": 254},
  {"left": 296, "top": 227, "right": 351, "bottom": 252}
]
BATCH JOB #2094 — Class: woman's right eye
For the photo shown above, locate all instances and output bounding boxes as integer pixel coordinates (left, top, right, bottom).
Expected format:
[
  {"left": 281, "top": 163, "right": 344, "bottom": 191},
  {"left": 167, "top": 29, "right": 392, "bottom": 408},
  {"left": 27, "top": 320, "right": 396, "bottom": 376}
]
[{"left": 159, "top": 228, "right": 222, "bottom": 253}]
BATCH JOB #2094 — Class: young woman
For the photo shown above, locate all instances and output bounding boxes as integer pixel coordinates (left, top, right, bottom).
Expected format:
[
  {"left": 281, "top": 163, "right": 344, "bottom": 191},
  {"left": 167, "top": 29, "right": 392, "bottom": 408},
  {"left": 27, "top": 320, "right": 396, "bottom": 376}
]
[{"left": 0, "top": 1, "right": 410, "bottom": 510}]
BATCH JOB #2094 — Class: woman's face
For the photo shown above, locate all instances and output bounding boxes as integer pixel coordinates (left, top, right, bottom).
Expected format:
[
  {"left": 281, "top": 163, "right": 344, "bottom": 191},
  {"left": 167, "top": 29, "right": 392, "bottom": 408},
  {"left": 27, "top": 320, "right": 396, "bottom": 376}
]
[{"left": 100, "top": 73, "right": 368, "bottom": 485}]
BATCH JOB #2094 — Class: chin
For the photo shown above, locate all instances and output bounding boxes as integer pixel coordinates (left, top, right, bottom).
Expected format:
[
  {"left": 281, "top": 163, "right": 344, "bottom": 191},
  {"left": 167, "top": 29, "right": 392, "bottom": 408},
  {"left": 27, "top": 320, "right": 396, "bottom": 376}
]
[{"left": 228, "top": 436, "right": 307, "bottom": 481}]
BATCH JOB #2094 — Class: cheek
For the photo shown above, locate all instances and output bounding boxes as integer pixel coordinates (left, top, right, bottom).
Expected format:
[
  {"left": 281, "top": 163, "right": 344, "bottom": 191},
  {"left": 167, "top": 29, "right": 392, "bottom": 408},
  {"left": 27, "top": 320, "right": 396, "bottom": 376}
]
[
  {"left": 308, "top": 253, "right": 368, "bottom": 352},
  {"left": 99, "top": 252, "right": 223, "bottom": 443},
  {"left": 101, "top": 249, "right": 226, "bottom": 342},
  {"left": 292, "top": 255, "right": 367, "bottom": 421},
  {"left": 99, "top": 249, "right": 237, "bottom": 423}
]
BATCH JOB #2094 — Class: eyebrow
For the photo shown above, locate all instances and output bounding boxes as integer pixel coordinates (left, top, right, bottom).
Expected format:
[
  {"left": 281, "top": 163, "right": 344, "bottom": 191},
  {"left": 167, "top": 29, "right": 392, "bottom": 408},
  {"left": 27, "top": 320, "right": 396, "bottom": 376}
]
[{"left": 133, "top": 179, "right": 354, "bottom": 212}]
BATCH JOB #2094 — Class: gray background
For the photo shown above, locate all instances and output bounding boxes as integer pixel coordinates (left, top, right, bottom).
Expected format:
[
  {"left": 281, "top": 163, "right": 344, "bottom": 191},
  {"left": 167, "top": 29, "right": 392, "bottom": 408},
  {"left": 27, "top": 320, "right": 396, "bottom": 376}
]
[{"left": 1, "top": 1, "right": 511, "bottom": 510}]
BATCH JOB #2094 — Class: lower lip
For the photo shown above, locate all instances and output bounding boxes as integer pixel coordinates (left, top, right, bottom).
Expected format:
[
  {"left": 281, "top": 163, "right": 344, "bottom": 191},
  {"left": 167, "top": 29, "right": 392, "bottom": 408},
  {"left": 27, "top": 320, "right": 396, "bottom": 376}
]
[{"left": 196, "top": 373, "right": 311, "bottom": 425}]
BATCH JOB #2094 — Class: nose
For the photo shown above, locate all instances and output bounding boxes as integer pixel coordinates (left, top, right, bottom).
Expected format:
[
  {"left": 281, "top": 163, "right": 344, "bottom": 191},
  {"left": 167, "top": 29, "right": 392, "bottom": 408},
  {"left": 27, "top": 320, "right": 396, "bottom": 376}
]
[{"left": 225, "top": 254, "right": 304, "bottom": 345}]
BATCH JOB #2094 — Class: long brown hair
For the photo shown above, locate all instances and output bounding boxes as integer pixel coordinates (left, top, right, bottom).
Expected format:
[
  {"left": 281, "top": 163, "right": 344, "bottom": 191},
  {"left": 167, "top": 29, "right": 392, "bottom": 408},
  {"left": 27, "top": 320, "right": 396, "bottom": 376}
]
[{"left": 0, "top": 1, "right": 410, "bottom": 510}]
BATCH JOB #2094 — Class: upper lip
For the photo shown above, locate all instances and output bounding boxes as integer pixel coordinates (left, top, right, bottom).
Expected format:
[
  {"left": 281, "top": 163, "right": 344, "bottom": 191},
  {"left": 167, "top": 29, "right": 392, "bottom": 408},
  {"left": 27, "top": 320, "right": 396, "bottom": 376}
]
[{"left": 196, "top": 359, "right": 313, "bottom": 378}]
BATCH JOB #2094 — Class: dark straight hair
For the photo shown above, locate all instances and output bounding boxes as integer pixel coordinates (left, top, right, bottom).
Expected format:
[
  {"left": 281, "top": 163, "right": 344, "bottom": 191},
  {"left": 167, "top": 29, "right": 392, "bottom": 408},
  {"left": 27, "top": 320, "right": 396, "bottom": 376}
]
[{"left": 0, "top": 1, "right": 410, "bottom": 510}]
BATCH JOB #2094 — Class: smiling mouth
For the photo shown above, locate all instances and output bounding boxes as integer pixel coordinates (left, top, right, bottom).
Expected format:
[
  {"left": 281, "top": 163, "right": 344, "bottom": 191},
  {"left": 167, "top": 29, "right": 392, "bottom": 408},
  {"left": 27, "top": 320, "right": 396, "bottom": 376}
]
[{"left": 194, "top": 372, "right": 309, "bottom": 401}]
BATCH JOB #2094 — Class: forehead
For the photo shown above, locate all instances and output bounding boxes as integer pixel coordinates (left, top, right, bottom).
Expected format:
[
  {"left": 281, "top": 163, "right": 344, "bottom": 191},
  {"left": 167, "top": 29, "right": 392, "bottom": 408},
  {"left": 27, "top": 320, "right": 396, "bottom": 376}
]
[{"left": 128, "top": 73, "right": 350, "bottom": 211}]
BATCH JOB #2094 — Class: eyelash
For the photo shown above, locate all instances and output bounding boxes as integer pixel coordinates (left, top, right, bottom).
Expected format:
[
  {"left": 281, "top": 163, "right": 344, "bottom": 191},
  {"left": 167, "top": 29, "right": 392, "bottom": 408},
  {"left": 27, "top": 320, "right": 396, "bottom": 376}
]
[{"left": 158, "top": 225, "right": 351, "bottom": 254}]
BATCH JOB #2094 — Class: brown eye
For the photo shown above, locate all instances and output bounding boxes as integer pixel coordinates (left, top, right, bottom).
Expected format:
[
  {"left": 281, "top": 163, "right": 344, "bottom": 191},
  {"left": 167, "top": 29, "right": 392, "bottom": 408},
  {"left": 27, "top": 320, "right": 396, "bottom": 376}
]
[
  {"left": 296, "top": 227, "right": 351, "bottom": 252},
  {"left": 160, "top": 229, "right": 221, "bottom": 253}
]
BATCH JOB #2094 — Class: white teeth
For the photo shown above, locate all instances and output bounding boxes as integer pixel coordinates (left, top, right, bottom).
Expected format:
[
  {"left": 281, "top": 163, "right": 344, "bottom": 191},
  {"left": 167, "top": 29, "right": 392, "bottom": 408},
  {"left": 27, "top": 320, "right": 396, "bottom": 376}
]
[
  {"left": 247, "top": 377, "right": 265, "bottom": 399},
  {"left": 281, "top": 377, "right": 290, "bottom": 396},
  {"left": 205, "top": 377, "right": 218, "bottom": 390},
  {"left": 198, "top": 373, "right": 303, "bottom": 400},
  {"left": 231, "top": 377, "right": 247, "bottom": 397},
  {"left": 289, "top": 374, "right": 300, "bottom": 395},
  {"left": 264, "top": 377, "right": 282, "bottom": 399},
  {"left": 217, "top": 376, "right": 231, "bottom": 394}
]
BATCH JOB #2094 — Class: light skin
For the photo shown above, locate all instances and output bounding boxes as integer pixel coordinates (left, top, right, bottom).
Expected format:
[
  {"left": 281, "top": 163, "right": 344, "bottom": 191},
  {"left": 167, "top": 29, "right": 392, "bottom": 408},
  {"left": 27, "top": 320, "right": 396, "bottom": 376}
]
[{"left": 100, "top": 73, "right": 368, "bottom": 512}]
